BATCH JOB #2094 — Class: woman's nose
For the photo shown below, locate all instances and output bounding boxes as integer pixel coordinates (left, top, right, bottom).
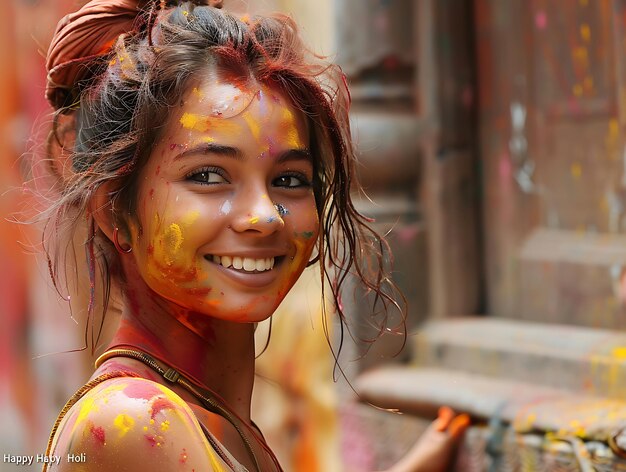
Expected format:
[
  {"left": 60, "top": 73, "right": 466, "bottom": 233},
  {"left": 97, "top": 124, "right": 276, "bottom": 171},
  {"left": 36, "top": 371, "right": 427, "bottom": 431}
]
[{"left": 230, "top": 191, "right": 285, "bottom": 235}]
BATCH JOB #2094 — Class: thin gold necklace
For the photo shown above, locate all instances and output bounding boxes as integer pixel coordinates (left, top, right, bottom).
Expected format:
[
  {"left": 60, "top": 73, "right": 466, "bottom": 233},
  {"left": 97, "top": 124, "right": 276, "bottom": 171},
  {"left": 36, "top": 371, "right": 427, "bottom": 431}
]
[{"left": 95, "top": 348, "right": 261, "bottom": 472}]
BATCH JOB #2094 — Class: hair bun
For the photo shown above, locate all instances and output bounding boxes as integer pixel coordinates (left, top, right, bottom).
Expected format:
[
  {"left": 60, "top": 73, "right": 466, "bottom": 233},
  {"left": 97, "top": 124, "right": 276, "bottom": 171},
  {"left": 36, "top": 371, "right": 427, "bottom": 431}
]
[
  {"left": 45, "top": 0, "right": 223, "bottom": 110},
  {"left": 46, "top": 0, "right": 152, "bottom": 110}
]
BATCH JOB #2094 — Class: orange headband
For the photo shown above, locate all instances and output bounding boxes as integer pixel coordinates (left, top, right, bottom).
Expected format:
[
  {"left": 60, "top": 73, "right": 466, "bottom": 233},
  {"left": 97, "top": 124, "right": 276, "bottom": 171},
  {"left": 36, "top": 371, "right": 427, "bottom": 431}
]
[{"left": 45, "top": 0, "right": 223, "bottom": 110}]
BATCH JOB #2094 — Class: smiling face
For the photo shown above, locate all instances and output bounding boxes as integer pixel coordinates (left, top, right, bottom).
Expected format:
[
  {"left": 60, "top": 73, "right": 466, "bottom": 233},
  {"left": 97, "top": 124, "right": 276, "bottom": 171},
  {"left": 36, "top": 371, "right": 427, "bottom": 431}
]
[{"left": 125, "top": 76, "right": 319, "bottom": 323}]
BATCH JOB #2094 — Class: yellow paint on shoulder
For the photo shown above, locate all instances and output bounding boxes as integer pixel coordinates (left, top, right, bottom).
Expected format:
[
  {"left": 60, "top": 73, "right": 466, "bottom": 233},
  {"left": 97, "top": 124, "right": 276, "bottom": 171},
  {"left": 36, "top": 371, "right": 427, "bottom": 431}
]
[
  {"left": 114, "top": 413, "right": 135, "bottom": 438},
  {"left": 74, "top": 396, "right": 99, "bottom": 431}
]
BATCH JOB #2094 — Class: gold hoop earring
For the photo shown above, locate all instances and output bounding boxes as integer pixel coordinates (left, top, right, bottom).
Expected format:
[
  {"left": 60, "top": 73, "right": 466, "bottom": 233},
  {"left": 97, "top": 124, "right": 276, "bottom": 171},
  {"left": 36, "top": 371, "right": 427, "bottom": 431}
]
[{"left": 113, "top": 227, "right": 132, "bottom": 254}]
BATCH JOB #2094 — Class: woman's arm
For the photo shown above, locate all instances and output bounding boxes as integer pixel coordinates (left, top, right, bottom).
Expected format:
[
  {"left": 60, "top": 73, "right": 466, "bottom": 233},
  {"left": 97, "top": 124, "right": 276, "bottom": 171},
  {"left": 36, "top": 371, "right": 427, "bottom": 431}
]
[
  {"left": 383, "top": 407, "right": 470, "bottom": 472},
  {"left": 49, "top": 377, "right": 229, "bottom": 471}
]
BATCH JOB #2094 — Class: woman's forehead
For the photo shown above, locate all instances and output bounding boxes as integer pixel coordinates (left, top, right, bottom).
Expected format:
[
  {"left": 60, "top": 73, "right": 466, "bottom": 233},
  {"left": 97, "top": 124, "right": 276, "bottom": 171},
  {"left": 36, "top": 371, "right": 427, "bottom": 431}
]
[{"left": 166, "top": 79, "right": 309, "bottom": 144}]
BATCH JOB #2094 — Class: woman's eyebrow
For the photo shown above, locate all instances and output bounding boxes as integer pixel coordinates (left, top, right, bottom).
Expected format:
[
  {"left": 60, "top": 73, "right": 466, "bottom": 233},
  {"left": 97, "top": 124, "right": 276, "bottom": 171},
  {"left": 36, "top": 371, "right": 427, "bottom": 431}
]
[
  {"left": 173, "top": 143, "right": 244, "bottom": 161},
  {"left": 173, "top": 144, "right": 311, "bottom": 163},
  {"left": 276, "top": 148, "right": 312, "bottom": 163}
]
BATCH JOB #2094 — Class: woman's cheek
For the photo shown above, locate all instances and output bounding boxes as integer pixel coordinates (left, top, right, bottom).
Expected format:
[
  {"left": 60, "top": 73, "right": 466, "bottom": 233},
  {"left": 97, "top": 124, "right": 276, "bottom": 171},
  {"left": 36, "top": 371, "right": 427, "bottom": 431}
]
[{"left": 138, "top": 209, "right": 204, "bottom": 286}]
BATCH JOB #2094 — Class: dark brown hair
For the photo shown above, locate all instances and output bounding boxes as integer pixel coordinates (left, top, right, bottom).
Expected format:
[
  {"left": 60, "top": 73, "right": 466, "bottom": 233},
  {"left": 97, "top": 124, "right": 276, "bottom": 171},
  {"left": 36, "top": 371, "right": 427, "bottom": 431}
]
[{"left": 40, "top": 2, "right": 406, "bottom": 356}]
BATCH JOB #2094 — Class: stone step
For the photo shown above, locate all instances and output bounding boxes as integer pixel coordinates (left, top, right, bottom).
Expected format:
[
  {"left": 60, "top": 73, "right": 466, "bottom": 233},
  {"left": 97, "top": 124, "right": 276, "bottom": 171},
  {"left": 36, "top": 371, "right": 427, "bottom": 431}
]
[
  {"left": 412, "top": 317, "right": 626, "bottom": 398},
  {"left": 356, "top": 365, "right": 626, "bottom": 443}
]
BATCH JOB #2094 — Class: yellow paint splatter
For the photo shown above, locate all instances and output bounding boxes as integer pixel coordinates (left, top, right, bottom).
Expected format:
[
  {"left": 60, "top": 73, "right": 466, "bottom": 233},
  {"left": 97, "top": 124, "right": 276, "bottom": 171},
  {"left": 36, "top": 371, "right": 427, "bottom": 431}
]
[
  {"left": 182, "top": 211, "right": 199, "bottom": 226},
  {"left": 281, "top": 107, "right": 303, "bottom": 148},
  {"left": 249, "top": 216, "right": 260, "bottom": 224},
  {"left": 114, "top": 413, "right": 135, "bottom": 438},
  {"left": 179, "top": 112, "right": 241, "bottom": 134},
  {"left": 75, "top": 396, "right": 99, "bottom": 429},
  {"left": 242, "top": 111, "right": 261, "bottom": 141},
  {"left": 580, "top": 24, "right": 591, "bottom": 42},
  {"left": 570, "top": 163, "right": 582, "bottom": 179},
  {"left": 180, "top": 113, "right": 210, "bottom": 132},
  {"left": 165, "top": 223, "right": 184, "bottom": 253},
  {"left": 160, "top": 420, "right": 170, "bottom": 432}
]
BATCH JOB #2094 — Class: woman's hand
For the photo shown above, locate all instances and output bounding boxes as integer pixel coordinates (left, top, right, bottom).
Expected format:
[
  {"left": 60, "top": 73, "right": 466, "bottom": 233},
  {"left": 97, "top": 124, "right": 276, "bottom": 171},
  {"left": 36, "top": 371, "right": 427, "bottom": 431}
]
[{"left": 383, "top": 406, "right": 470, "bottom": 472}]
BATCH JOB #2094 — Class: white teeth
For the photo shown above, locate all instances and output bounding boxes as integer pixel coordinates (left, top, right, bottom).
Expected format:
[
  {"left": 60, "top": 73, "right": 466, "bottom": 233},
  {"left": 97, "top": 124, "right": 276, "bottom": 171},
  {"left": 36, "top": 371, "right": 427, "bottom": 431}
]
[
  {"left": 210, "top": 255, "right": 276, "bottom": 272},
  {"left": 243, "top": 258, "right": 256, "bottom": 271}
]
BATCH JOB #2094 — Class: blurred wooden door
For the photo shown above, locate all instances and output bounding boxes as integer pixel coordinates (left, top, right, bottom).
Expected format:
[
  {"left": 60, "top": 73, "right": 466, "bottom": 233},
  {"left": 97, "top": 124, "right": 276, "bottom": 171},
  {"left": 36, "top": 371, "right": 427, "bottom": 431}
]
[{"left": 478, "top": 0, "right": 626, "bottom": 328}]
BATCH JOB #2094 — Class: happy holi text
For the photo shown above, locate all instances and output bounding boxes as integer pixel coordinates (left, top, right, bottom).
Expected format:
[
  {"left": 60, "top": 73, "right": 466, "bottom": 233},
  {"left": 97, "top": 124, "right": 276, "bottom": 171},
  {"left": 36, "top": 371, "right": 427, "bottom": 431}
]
[{"left": 3, "top": 453, "right": 87, "bottom": 466}]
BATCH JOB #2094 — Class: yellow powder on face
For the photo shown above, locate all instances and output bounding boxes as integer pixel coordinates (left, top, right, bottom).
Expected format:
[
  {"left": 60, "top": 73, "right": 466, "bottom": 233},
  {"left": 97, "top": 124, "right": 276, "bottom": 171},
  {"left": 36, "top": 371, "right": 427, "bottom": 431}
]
[
  {"left": 182, "top": 211, "right": 199, "bottom": 226},
  {"left": 114, "top": 413, "right": 135, "bottom": 438},
  {"left": 280, "top": 107, "right": 303, "bottom": 148},
  {"left": 180, "top": 113, "right": 210, "bottom": 132},
  {"left": 180, "top": 112, "right": 241, "bottom": 135},
  {"left": 164, "top": 223, "right": 184, "bottom": 254},
  {"left": 160, "top": 420, "right": 170, "bottom": 432},
  {"left": 242, "top": 111, "right": 261, "bottom": 141},
  {"left": 249, "top": 216, "right": 259, "bottom": 224}
]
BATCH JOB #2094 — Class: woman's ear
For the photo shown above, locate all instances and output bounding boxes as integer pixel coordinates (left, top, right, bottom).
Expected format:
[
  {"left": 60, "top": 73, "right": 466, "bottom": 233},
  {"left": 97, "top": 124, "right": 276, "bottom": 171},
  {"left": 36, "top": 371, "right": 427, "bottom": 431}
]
[{"left": 89, "top": 183, "right": 129, "bottom": 248}]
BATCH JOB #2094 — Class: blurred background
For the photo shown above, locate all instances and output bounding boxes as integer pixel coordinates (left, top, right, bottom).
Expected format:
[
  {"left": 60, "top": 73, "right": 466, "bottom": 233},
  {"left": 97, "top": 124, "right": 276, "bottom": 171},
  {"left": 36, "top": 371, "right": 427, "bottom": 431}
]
[{"left": 6, "top": 0, "right": 626, "bottom": 471}]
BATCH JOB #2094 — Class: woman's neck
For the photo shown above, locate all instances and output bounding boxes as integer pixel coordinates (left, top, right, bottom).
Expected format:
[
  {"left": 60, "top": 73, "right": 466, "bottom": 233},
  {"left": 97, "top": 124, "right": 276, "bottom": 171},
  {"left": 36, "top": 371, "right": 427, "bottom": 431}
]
[{"left": 108, "top": 284, "right": 256, "bottom": 420}]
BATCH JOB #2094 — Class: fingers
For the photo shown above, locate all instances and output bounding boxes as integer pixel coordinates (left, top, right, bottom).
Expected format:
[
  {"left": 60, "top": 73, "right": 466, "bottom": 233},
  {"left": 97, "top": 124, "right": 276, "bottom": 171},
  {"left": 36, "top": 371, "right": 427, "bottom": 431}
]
[
  {"left": 434, "top": 406, "right": 455, "bottom": 432},
  {"left": 433, "top": 406, "right": 470, "bottom": 439},
  {"left": 449, "top": 413, "right": 471, "bottom": 439}
]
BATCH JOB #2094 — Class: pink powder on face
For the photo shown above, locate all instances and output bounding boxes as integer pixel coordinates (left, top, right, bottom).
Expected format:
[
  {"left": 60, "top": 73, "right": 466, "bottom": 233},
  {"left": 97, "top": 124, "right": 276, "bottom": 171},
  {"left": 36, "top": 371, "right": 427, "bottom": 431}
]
[{"left": 144, "top": 434, "right": 157, "bottom": 447}]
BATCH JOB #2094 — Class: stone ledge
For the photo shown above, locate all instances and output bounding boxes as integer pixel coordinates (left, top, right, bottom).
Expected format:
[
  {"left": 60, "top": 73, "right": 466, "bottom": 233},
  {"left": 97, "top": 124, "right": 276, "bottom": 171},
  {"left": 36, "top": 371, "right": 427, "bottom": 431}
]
[
  {"left": 413, "top": 317, "right": 626, "bottom": 396},
  {"left": 356, "top": 366, "right": 626, "bottom": 441}
]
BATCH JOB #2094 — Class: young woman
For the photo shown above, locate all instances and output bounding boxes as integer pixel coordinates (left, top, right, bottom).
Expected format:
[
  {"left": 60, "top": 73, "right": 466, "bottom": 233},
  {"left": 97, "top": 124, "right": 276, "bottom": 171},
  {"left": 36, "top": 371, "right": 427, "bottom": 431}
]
[{"left": 40, "top": 1, "right": 468, "bottom": 470}]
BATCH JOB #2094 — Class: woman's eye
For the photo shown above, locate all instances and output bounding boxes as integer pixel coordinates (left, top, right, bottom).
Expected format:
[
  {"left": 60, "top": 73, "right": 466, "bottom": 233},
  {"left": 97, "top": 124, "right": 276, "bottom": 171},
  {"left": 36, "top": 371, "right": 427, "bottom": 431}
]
[
  {"left": 274, "top": 174, "right": 310, "bottom": 188},
  {"left": 187, "top": 169, "right": 227, "bottom": 185}
]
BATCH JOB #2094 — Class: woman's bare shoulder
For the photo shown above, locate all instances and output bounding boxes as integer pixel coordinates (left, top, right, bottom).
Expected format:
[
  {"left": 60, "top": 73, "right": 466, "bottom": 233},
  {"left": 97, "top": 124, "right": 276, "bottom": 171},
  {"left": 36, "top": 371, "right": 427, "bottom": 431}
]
[{"left": 49, "top": 376, "right": 228, "bottom": 471}]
